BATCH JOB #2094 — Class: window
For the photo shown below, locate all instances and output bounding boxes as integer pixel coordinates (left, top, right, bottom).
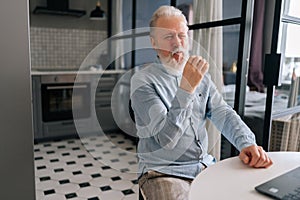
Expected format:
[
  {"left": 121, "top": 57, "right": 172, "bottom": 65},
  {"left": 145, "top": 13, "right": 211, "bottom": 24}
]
[
  {"left": 275, "top": 0, "right": 300, "bottom": 109},
  {"left": 109, "top": 0, "right": 171, "bottom": 69},
  {"left": 264, "top": 0, "right": 300, "bottom": 152}
]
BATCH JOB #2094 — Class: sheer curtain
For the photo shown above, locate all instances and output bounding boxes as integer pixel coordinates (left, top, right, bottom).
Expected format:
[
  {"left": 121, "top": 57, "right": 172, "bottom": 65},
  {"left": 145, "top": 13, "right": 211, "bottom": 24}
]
[
  {"left": 192, "top": 0, "right": 223, "bottom": 160},
  {"left": 111, "top": 0, "right": 125, "bottom": 69}
]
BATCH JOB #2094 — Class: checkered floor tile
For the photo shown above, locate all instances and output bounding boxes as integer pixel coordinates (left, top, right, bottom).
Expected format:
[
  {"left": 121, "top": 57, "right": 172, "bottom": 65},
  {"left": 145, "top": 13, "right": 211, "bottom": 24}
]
[{"left": 34, "top": 133, "right": 139, "bottom": 200}]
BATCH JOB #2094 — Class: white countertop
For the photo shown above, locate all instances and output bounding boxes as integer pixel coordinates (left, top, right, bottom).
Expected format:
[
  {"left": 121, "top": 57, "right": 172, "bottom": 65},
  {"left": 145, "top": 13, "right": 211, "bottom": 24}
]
[{"left": 31, "top": 69, "right": 127, "bottom": 75}]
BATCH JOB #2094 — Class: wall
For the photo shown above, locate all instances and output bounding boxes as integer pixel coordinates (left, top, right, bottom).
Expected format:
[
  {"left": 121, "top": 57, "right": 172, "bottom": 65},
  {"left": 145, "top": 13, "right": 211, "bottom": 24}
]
[
  {"left": 29, "top": 0, "right": 108, "bottom": 70},
  {"left": 30, "top": 27, "right": 107, "bottom": 70},
  {"left": 0, "top": 0, "right": 35, "bottom": 199}
]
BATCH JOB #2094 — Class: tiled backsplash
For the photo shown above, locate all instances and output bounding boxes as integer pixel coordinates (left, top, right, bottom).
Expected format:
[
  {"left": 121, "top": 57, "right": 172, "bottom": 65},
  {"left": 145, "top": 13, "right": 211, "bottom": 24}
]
[{"left": 30, "top": 27, "right": 107, "bottom": 70}]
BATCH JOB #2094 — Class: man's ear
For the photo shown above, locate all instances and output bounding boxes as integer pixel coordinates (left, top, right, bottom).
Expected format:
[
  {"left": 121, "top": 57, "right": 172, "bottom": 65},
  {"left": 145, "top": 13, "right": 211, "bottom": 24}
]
[{"left": 150, "top": 36, "right": 156, "bottom": 49}]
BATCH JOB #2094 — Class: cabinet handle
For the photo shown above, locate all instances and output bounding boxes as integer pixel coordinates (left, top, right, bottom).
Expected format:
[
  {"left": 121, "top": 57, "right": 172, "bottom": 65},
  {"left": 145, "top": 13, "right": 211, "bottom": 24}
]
[{"left": 46, "top": 85, "right": 87, "bottom": 90}]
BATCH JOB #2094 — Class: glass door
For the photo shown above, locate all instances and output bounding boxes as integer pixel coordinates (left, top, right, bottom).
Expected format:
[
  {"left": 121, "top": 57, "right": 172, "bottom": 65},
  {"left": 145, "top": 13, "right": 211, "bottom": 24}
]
[{"left": 263, "top": 0, "right": 300, "bottom": 152}]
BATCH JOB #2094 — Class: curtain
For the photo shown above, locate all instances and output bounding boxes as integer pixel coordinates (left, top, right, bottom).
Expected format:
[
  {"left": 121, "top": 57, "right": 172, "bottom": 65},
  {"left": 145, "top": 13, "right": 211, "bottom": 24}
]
[
  {"left": 110, "top": 0, "right": 130, "bottom": 134},
  {"left": 248, "top": 0, "right": 265, "bottom": 92},
  {"left": 111, "top": 0, "right": 125, "bottom": 69},
  {"left": 192, "top": 0, "right": 223, "bottom": 161}
]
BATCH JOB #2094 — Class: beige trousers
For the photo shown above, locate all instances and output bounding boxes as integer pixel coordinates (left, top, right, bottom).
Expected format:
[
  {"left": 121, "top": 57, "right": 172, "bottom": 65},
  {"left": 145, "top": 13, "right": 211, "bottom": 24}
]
[{"left": 138, "top": 171, "right": 193, "bottom": 200}]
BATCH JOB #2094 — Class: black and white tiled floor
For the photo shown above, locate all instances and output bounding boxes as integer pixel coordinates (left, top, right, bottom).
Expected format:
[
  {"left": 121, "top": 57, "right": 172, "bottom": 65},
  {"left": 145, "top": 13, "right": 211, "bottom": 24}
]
[{"left": 34, "top": 133, "right": 139, "bottom": 200}]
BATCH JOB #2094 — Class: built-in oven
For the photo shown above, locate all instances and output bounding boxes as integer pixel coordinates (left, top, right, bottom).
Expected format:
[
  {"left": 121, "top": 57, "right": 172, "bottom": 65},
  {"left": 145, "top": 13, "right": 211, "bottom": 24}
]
[
  {"left": 32, "top": 73, "right": 121, "bottom": 141},
  {"left": 41, "top": 79, "right": 90, "bottom": 122},
  {"left": 32, "top": 74, "right": 94, "bottom": 140}
]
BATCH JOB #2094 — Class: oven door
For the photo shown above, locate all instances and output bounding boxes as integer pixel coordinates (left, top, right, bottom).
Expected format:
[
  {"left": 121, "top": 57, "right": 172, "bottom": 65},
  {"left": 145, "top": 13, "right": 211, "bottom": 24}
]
[{"left": 41, "top": 83, "right": 90, "bottom": 122}]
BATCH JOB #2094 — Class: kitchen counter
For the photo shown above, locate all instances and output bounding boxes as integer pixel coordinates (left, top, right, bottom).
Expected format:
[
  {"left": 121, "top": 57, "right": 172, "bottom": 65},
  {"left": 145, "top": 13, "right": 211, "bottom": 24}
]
[{"left": 31, "top": 69, "right": 127, "bottom": 75}]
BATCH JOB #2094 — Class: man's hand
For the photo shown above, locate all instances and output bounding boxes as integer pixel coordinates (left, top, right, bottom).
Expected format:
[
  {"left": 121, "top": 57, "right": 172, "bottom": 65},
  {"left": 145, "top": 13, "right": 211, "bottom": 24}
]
[
  {"left": 239, "top": 145, "right": 273, "bottom": 168},
  {"left": 180, "top": 56, "right": 209, "bottom": 93}
]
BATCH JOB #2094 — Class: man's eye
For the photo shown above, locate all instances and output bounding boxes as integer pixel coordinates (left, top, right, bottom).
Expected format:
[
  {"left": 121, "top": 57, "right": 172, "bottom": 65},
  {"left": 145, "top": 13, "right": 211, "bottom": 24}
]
[
  {"left": 179, "top": 34, "right": 186, "bottom": 38},
  {"left": 164, "top": 35, "right": 173, "bottom": 40}
]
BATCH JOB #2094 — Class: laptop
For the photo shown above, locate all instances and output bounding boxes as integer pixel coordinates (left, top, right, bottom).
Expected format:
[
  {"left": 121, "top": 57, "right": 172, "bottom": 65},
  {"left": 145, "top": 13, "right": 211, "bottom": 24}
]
[{"left": 255, "top": 166, "right": 300, "bottom": 199}]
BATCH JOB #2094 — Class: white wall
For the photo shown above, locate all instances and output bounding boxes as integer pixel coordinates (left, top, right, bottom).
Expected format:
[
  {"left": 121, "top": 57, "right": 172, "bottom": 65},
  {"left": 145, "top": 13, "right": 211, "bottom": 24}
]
[{"left": 0, "top": 0, "right": 35, "bottom": 199}]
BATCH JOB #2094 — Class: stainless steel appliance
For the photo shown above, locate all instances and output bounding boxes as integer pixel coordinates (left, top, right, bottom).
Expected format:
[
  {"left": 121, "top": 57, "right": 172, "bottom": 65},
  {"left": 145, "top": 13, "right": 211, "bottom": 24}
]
[
  {"left": 41, "top": 76, "right": 90, "bottom": 122},
  {"left": 32, "top": 73, "right": 120, "bottom": 141}
]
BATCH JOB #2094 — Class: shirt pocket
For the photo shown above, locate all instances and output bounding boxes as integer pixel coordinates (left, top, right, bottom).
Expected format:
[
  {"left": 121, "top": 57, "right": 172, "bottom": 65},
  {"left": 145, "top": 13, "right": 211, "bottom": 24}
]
[{"left": 193, "top": 93, "right": 207, "bottom": 120}]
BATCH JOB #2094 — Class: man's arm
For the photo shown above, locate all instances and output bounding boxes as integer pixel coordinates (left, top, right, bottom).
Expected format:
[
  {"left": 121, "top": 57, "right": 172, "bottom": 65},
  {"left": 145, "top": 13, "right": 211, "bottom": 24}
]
[
  {"left": 181, "top": 55, "right": 272, "bottom": 168},
  {"left": 130, "top": 70, "right": 194, "bottom": 150},
  {"left": 205, "top": 82, "right": 272, "bottom": 168}
]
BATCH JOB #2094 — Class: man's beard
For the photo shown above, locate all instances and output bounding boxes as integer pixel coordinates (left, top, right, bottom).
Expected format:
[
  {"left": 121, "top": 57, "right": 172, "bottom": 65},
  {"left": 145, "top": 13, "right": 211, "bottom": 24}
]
[{"left": 159, "top": 46, "right": 189, "bottom": 73}]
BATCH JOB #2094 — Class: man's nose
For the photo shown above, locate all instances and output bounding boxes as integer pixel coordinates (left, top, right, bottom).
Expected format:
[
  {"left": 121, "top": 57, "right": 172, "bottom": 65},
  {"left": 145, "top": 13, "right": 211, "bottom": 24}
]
[{"left": 172, "top": 35, "right": 181, "bottom": 48}]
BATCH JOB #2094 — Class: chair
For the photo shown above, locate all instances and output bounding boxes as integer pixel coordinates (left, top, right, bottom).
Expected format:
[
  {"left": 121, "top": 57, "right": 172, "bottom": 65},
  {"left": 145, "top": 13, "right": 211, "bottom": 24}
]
[
  {"left": 128, "top": 99, "right": 135, "bottom": 124},
  {"left": 128, "top": 99, "right": 144, "bottom": 200}
]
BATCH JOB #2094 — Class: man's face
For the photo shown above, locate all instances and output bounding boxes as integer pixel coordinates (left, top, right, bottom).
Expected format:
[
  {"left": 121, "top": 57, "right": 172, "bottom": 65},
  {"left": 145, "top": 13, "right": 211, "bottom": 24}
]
[{"left": 151, "top": 16, "right": 189, "bottom": 67}]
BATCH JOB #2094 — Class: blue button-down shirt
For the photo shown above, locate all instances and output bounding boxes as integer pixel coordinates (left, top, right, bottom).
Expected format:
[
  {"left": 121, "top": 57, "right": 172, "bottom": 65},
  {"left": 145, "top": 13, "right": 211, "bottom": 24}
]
[{"left": 130, "top": 59, "right": 256, "bottom": 179}]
